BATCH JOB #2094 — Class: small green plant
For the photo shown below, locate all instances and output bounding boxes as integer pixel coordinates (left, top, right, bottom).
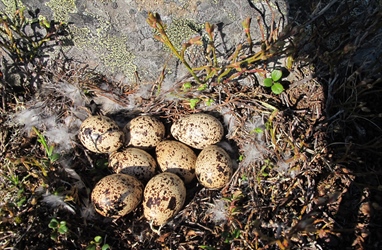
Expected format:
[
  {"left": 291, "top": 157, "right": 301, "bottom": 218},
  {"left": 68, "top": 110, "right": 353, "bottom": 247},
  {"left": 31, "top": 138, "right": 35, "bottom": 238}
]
[
  {"left": 257, "top": 159, "right": 273, "bottom": 181},
  {"left": 222, "top": 228, "right": 241, "bottom": 243},
  {"left": 1, "top": 161, "right": 30, "bottom": 208},
  {"left": 86, "top": 236, "right": 110, "bottom": 250},
  {"left": 263, "top": 69, "right": 285, "bottom": 94},
  {"left": 147, "top": 12, "right": 282, "bottom": 88},
  {"left": 189, "top": 98, "right": 200, "bottom": 109},
  {"left": 48, "top": 218, "right": 68, "bottom": 242},
  {"left": 222, "top": 190, "right": 243, "bottom": 217},
  {"left": 32, "top": 127, "right": 60, "bottom": 163},
  {"left": 0, "top": 7, "right": 66, "bottom": 64},
  {"left": 147, "top": 12, "right": 203, "bottom": 84},
  {"left": 199, "top": 245, "right": 216, "bottom": 250}
]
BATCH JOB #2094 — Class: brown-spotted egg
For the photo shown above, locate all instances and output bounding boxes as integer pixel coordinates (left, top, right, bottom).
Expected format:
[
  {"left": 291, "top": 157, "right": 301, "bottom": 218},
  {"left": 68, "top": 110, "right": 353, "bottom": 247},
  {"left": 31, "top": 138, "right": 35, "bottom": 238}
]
[
  {"left": 109, "top": 147, "right": 157, "bottom": 182},
  {"left": 91, "top": 174, "right": 143, "bottom": 218},
  {"left": 195, "top": 145, "right": 233, "bottom": 189},
  {"left": 124, "top": 116, "right": 165, "bottom": 148},
  {"left": 156, "top": 140, "right": 197, "bottom": 184},
  {"left": 143, "top": 172, "right": 186, "bottom": 226},
  {"left": 78, "top": 115, "right": 124, "bottom": 153},
  {"left": 171, "top": 113, "right": 224, "bottom": 149}
]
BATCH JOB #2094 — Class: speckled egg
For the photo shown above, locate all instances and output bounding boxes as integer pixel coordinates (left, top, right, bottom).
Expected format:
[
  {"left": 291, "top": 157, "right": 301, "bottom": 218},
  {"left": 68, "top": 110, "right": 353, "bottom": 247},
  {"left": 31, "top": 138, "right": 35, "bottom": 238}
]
[
  {"left": 171, "top": 113, "right": 224, "bottom": 149},
  {"left": 78, "top": 115, "right": 124, "bottom": 153},
  {"left": 91, "top": 174, "right": 143, "bottom": 218},
  {"left": 124, "top": 116, "right": 165, "bottom": 148},
  {"left": 156, "top": 140, "right": 197, "bottom": 184},
  {"left": 195, "top": 145, "right": 233, "bottom": 189},
  {"left": 109, "top": 147, "right": 157, "bottom": 182},
  {"left": 143, "top": 172, "right": 186, "bottom": 226}
]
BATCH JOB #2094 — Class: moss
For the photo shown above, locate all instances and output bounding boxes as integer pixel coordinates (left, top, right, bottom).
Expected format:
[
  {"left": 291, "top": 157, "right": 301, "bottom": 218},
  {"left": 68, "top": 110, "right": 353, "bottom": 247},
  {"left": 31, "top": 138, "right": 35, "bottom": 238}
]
[{"left": 45, "top": 0, "right": 77, "bottom": 23}]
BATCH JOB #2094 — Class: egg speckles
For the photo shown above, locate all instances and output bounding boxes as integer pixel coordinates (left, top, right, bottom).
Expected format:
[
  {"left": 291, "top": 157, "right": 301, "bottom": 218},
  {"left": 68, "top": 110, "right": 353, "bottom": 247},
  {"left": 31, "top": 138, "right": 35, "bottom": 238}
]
[
  {"left": 143, "top": 172, "right": 186, "bottom": 226},
  {"left": 109, "top": 147, "right": 157, "bottom": 182},
  {"left": 195, "top": 145, "right": 233, "bottom": 189},
  {"left": 156, "top": 140, "right": 197, "bottom": 184},
  {"left": 171, "top": 113, "right": 224, "bottom": 149},
  {"left": 91, "top": 174, "right": 143, "bottom": 218},
  {"left": 78, "top": 115, "right": 124, "bottom": 153},
  {"left": 124, "top": 116, "right": 165, "bottom": 148}
]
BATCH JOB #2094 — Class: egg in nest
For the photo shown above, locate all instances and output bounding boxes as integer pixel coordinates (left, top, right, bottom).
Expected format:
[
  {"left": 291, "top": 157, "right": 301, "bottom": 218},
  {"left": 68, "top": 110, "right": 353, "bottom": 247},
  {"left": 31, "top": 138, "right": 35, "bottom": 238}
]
[
  {"left": 109, "top": 147, "right": 157, "bottom": 182},
  {"left": 78, "top": 115, "right": 124, "bottom": 153},
  {"left": 171, "top": 113, "right": 224, "bottom": 149},
  {"left": 156, "top": 140, "right": 197, "bottom": 184},
  {"left": 195, "top": 145, "right": 233, "bottom": 189},
  {"left": 124, "top": 115, "right": 165, "bottom": 148},
  {"left": 143, "top": 172, "right": 186, "bottom": 226},
  {"left": 91, "top": 174, "right": 143, "bottom": 218}
]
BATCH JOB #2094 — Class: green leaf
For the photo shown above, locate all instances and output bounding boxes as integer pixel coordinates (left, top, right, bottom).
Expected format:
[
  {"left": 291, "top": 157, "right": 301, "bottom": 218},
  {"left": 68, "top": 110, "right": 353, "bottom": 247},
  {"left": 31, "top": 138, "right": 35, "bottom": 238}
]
[
  {"left": 197, "top": 84, "right": 207, "bottom": 91},
  {"left": 199, "top": 246, "right": 215, "bottom": 250},
  {"left": 232, "top": 228, "right": 241, "bottom": 238},
  {"left": 263, "top": 78, "right": 273, "bottom": 87},
  {"left": 251, "top": 127, "right": 263, "bottom": 134},
  {"left": 48, "top": 145, "right": 54, "bottom": 155},
  {"left": 58, "top": 226, "right": 68, "bottom": 234},
  {"left": 271, "top": 69, "right": 283, "bottom": 82},
  {"left": 16, "top": 196, "right": 26, "bottom": 207},
  {"left": 271, "top": 82, "right": 284, "bottom": 94},
  {"left": 101, "top": 244, "right": 111, "bottom": 250},
  {"left": 50, "top": 232, "right": 58, "bottom": 241},
  {"left": 182, "top": 82, "right": 192, "bottom": 90},
  {"left": 241, "top": 174, "right": 248, "bottom": 181},
  {"left": 94, "top": 236, "right": 102, "bottom": 244},
  {"left": 86, "top": 245, "right": 96, "bottom": 250},
  {"left": 48, "top": 218, "right": 59, "bottom": 229},
  {"left": 58, "top": 221, "right": 68, "bottom": 234},
  {"left": 50, "top": 153, "right": 61, "bottom": 162},
  {"left": 189, "top": 98, "right": 200, "bottom": 109},
  {"left": 205, "top": 98, "right": 214, "bottom": 106}
]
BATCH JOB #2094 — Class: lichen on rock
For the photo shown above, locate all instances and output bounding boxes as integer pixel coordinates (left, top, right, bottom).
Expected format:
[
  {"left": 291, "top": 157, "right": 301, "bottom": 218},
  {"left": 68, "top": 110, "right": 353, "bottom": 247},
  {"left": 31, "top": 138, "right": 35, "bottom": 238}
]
[
  {"left": 164, "top": 18, "right": 204, "bottom": 51},
  {"left": 1, "top": 0, "right": 25, "bottom": 15},
  {"left": 45, "top": 0, "right": 77, "bottom": 23}
]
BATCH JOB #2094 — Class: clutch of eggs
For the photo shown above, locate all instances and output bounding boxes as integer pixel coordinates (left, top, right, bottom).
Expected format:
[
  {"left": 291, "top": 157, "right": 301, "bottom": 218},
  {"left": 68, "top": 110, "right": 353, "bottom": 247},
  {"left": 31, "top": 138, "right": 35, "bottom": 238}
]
[{"left": 80, "top": 113, "right": 233, "bottom": 224}]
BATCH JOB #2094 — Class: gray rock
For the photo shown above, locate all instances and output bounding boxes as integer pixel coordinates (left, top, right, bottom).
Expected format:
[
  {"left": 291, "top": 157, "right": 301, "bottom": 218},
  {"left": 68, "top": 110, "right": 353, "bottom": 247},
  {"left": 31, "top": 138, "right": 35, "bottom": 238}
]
[{"left": 1, "top": 0, "right": 288, "bottom": 85}]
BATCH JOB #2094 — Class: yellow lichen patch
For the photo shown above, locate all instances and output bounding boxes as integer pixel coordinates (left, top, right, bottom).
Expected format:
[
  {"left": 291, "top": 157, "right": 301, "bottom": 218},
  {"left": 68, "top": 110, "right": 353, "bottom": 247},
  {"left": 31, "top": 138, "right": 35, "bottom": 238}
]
[
  {"left": 70, "top": 25, "right": 136, "bottom": 80},
  {"left": 1, "top": 0, "right": 25, "bottom": 15},
  {"left": 45, "top": 0, "right": 77, "bottom": 23},
  {"left": 69, "top": 26, "right": 91, "bottom": 48},
  {"left": 136, "top": 0, "right": 200, "bottom": 17},
  {"left": 164, "top": 18, "right": 203, "bottom": 51},
  {"left": 95, "top": 35, "right": 136, "bottom": 80}
]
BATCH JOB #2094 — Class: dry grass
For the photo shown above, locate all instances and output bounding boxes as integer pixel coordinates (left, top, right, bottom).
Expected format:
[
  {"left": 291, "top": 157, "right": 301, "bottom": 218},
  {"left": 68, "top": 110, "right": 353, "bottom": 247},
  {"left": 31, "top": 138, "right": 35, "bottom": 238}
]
[{"left": 1, "top": 0, "right": 382, "bottom": 249}]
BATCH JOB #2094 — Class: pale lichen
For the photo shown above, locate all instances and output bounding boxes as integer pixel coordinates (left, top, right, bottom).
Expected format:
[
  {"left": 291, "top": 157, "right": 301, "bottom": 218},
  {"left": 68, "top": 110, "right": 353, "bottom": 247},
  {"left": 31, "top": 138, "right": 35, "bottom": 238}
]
[
  {"left": 69, "top": 26, "right": 91, "bottom": 48},
  {"left": 45, "top": 0, "right": 77, "bottom": 23},
  {"left": 164, "top": 18, "right": 203, "bottom": 51},
  {"left": 46, "top": 1, "right": 137, "bottom": 80},
  {"left": 95, "top": 35, "right": 136, "bottom": 79},
  {"left": 1, "top": 0, "right": 25, "bottom": 16},
  {"left": 69, "top": 25, "right": 136, "bottom": 80}
]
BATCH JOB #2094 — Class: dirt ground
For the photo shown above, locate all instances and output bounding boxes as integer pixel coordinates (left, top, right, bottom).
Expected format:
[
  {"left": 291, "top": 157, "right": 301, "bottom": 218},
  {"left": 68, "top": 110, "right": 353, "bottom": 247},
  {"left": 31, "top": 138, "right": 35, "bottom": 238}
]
[{"left": 1, "top": 0, "right": 382, "bottom": 249}]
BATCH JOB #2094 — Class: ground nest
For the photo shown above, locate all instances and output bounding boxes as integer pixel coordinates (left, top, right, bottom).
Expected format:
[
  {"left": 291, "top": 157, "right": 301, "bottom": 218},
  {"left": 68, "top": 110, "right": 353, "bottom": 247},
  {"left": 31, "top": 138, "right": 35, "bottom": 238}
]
[
  {"left": 1, "top": 0, "right": 382, "bottom": 249},
  {"left": 0, "top": 53, "right": 329, "bottom": 249}
]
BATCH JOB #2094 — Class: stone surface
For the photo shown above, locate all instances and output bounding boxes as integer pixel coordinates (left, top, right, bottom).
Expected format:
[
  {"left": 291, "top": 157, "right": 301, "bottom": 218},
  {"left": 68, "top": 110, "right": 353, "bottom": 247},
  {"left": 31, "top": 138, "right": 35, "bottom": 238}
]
[{"left": 1, "top": 0, "right": 288, "bottom": 85}]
